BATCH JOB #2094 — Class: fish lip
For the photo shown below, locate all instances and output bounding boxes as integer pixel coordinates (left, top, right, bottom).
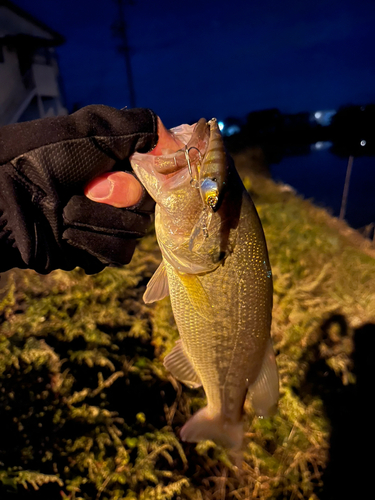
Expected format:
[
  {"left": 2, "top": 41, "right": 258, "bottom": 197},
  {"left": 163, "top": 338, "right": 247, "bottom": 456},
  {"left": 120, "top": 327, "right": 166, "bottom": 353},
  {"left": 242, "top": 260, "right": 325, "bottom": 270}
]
[
  {"left": 161, "top": 166, "right": 191, "bottom": 190},
  {"left": 153, "top": 119, "right": 210, "bottom": 175}
]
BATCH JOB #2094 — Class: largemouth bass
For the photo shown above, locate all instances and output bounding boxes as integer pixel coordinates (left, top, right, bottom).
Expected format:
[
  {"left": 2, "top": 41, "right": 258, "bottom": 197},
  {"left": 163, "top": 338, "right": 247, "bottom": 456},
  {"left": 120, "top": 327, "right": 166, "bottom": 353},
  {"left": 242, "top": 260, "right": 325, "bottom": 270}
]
[{"left": 131, "top": 119, "right": 279, "bottom": 449}]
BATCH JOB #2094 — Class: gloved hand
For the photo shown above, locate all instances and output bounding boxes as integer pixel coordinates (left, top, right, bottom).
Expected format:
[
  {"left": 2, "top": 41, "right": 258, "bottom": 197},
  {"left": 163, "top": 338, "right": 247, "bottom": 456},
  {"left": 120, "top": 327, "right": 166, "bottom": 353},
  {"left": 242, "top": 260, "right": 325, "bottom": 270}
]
[{"left": 0, "top": 105, "right": 158, "bottom": 274}]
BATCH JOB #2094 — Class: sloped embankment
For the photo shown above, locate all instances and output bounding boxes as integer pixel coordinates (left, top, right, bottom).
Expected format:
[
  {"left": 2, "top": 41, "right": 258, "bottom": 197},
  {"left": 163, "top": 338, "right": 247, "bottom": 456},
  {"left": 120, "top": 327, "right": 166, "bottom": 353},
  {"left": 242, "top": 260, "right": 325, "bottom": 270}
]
[{"left": 0, "top": 158, "right": 374, "bottom": 499}]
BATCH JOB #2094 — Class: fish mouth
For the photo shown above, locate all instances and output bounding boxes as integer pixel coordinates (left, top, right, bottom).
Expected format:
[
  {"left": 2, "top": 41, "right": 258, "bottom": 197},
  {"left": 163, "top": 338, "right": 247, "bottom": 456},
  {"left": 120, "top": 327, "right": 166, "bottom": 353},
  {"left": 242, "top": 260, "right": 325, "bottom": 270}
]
[{"left": 153, "top": 119, "right": 210, "bottom": 176}]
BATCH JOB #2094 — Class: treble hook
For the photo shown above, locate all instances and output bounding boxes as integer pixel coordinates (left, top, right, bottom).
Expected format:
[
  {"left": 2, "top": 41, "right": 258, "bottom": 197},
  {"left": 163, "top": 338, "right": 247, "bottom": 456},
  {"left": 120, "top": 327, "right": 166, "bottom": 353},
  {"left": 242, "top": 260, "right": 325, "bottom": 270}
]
[
  {"left": 188, "top": 146, "right": 203, "bottom": 163},
  {"left": 185, "top": 146, "right": 203, "bottom": 189}
]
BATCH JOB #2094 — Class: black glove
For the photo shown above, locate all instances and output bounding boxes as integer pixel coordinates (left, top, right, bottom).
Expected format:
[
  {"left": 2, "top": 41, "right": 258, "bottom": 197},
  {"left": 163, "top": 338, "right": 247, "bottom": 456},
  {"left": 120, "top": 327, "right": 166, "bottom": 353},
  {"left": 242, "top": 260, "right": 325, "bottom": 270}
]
[{"left": 0, "top": 105, "right": 158, "bottom": 274}]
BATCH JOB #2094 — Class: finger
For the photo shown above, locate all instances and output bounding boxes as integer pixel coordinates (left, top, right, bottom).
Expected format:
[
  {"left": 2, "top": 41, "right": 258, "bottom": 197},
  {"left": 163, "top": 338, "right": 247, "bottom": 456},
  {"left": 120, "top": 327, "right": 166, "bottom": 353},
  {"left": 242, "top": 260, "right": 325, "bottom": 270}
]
[
  {"left": 84, "top": 171, "right": 143, "bottom": 208},
  {"left": 150, "top": 117, "right": 185, "bottom": 156}
]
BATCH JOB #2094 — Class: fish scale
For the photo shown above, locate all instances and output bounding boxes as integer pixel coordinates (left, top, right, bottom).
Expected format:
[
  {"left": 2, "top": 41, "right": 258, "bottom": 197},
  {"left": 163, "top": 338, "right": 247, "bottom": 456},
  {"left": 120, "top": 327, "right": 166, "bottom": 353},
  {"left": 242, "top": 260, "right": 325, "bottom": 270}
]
[
  {"left": 131, "top": 118, "right": 279, "bottom": 449},
  {"left": 165, "top": 193, "right": 272, "bottom": 417}
]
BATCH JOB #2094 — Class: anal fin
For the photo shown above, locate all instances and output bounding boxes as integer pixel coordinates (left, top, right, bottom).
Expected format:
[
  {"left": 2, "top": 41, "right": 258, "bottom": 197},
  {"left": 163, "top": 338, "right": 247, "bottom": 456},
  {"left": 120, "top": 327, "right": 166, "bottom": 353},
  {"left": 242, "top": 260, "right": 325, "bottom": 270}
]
[
  {"left": 248, "top": 339, "right": 279, "bottom": 417},
  {"left": 163, "top": 339, "right": 202, "bottom": 389}
]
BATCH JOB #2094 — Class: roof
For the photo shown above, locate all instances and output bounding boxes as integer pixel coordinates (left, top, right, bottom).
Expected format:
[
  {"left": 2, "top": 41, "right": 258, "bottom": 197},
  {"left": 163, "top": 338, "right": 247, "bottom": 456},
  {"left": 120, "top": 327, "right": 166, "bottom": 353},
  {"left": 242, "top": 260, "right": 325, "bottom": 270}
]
[{"left": 0, "top": 0, "right": 65, "bottom": 45}]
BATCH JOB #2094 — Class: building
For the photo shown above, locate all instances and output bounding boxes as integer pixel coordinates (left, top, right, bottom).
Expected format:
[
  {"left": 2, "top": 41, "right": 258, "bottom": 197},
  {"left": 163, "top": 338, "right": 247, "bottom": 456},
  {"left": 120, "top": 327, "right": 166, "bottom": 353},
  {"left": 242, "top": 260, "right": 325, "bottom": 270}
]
[{"left": 0, "top": 0, "right": 67, "bottom": 126}]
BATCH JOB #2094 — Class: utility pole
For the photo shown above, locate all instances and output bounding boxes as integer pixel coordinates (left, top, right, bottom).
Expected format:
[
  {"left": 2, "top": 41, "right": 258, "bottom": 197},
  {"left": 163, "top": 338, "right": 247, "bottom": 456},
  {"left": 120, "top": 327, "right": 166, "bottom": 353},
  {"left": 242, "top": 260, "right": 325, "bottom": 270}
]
[
  {"left": 339, "top": 155, "right": 354, "bottom": 221},
  {"left": 112, "top": 0, "right": 136, "bottom": 108}
]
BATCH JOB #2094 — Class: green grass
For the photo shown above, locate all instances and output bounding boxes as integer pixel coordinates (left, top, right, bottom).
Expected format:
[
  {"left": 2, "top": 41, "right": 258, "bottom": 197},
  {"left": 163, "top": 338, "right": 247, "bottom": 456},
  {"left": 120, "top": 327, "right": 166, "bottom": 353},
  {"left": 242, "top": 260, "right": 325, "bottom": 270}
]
[{"left": 0, "top": 156, "right": 374, "bottom": 499}]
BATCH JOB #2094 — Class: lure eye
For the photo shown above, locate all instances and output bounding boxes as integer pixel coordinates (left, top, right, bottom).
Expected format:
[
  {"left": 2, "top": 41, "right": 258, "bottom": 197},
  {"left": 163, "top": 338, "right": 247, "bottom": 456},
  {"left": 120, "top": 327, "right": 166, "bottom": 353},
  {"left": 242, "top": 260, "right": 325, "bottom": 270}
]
[{"left": 206, "top": 194, "right": 219, "bottom": 209}]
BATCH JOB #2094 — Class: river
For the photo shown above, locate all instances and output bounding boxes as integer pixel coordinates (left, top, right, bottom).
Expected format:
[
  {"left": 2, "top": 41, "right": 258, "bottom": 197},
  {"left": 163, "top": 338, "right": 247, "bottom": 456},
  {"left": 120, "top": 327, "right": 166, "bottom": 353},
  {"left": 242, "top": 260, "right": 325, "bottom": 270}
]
[{"left": 270, "top": 143, "right": 375, "bottom": 231}]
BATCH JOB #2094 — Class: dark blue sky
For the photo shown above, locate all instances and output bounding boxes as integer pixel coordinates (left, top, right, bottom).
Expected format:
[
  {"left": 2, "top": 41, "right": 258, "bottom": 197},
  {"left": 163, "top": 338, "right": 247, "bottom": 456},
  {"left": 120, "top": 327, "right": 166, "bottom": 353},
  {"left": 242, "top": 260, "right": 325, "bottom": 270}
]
[{"left": 14, "top": 0, "right": 375, "bottom": 127}]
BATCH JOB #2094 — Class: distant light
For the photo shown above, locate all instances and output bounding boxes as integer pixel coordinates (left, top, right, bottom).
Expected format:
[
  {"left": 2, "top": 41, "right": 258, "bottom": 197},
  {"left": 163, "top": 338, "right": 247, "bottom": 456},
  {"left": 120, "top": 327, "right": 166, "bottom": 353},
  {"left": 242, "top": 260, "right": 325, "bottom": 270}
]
[
  {"left": 313, "top": 110, "right": 336, "bottom": 126},
  {"left": 360, "top": 139, "right": 366, "bottom": 146},
  {"left": 226, "top": 124, "right": 241, "bottom": 136},
  {"left": 218, "top": 121, "right": 224, "bottom": 131},
  {"left": 310, "top": 141, "right": 332, "bottom": 151}
]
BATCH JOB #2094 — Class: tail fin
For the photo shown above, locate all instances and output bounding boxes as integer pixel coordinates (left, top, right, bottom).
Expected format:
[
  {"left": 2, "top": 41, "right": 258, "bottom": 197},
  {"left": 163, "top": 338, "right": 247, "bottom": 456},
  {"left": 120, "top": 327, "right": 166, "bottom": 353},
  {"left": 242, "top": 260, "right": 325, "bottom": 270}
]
[{"left": 180, "top": 407, "right": 243, "bottom": 450}]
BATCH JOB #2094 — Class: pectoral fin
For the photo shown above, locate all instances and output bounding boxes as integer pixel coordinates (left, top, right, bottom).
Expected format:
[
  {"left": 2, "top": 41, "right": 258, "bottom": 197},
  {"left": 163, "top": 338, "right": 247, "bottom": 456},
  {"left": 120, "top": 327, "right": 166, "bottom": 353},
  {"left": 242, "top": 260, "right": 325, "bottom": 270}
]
[
  {"left": 176, "top": 272, "right": 214, "bottom": 321},
  {"left": 248, "top": 339, "right": 279, "bottom": 417},
  {"left": 163, "top": 339, "right": 202, "bottom": 388},
  {"left": 143, "top": 262, "right": 169, "bottom": 303}
]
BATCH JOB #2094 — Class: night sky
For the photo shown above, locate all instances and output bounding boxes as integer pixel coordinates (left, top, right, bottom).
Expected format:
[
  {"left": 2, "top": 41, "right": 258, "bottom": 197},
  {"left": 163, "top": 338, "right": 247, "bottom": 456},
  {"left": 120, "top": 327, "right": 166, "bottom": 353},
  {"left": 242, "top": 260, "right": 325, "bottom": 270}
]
[{"left": 13, "top": 0, "right": 375, "bottom": 127}]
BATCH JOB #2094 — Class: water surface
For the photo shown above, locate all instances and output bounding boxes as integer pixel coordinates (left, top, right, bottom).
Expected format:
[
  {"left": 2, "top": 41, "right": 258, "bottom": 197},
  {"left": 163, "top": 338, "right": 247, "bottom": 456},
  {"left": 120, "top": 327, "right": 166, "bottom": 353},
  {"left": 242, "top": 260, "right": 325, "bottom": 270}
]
[{"left": 270, "top": 146, "right": 375, "bottom": 229}]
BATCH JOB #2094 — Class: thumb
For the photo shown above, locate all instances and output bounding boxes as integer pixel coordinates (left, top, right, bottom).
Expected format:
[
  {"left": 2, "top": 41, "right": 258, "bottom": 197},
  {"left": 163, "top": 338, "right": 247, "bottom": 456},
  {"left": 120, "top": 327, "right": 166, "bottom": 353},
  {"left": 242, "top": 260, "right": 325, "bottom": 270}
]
[{"left": 85, "top": 171, "right": 143, "bottom": 208}]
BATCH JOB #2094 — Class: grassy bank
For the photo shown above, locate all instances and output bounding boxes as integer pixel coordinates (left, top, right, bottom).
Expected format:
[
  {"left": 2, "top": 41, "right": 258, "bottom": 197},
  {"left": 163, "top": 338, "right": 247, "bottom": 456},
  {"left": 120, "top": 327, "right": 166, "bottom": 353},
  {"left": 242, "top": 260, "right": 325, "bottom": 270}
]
[{"left": 1, "top": 155, "right": 374, "bottom": 499}]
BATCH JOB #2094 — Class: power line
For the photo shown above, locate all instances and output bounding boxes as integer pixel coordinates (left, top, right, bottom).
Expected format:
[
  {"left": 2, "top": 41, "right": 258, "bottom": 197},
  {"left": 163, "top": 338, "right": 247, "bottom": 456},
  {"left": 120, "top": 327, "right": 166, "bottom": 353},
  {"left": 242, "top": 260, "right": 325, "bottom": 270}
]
[{"left": 112, "top": 0, "right": 136, "bottom": 108}]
